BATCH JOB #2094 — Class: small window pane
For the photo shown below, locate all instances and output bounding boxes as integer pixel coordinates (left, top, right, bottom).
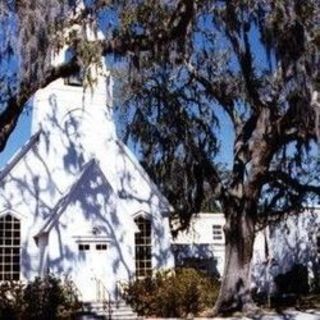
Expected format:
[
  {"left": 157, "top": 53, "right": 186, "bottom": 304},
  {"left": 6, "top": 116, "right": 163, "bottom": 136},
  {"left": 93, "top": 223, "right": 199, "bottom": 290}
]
[
  {"left": 212, "top": 225, "right": 223, "bottom": 241},
  {"left": 78, "top": 244, "right": 90, "bottom": 251},
  {"left": 13, "top": 264, "right": 19, "bottom": 272},
  {"left": 96, "top": 244, "right": 107, "bottom": 251},
  {"left": 12, "top": 273, "right": 19, "bottom": 281}
]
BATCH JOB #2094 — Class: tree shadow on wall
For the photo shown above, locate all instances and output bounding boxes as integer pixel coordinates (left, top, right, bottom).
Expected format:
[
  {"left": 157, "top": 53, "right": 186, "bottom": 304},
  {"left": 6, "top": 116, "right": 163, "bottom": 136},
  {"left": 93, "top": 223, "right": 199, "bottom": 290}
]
[{"left": 0, "top": 85, "right": 173, "bottom": 299}]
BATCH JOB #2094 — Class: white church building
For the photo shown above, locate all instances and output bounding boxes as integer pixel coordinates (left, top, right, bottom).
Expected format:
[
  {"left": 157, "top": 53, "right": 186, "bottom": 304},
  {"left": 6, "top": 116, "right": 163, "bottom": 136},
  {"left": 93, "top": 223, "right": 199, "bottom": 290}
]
[{"left": 0, "top": 59, "right": 174, "bottom": 302}]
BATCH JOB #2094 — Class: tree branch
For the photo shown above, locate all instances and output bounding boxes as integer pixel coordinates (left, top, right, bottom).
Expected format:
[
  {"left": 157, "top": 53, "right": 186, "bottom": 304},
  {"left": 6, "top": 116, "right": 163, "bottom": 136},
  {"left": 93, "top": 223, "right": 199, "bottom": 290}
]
[
  {"left": 0, "top": 57, "right": 80, "bottom": 152},
  {"left": 223, "top": 4, "right": 263, "bottom": 111},
  {"left": 185, "top": 60, "right": 242, "bottom": 129},
  {"left": 267, "top": 170, "right": 320, "bottom": 196}
]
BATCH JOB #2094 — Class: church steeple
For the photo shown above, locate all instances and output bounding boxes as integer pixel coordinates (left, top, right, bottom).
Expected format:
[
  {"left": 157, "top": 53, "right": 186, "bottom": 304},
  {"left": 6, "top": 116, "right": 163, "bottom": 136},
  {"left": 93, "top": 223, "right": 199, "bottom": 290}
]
[
  {"left": 32, "top": 56, "right": 114, "bottom": 135},
  {"left": 31, "top": 56, "right": 115, "bottom": 190}
]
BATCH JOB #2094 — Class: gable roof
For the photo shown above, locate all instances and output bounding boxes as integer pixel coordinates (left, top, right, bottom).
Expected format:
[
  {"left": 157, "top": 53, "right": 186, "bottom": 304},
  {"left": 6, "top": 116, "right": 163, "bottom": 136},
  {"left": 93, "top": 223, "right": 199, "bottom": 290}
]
[
  {"left": 0, "top": 130, "right": 41, "bottom": 182},
  {"left": 115, "top": 139, "right": 173, "bottom": 212},
  {"left": 35, "top": 159, "right": 112, "bottom": 237},
  {"left": 0, "top": 129, "right": 173, "bottom": 216}
]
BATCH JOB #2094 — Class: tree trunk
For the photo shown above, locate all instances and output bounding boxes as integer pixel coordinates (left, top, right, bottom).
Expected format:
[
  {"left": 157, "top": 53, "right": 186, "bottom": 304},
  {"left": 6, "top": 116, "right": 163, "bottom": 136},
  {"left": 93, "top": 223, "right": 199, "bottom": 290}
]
[{"left": 214, "top": 211, "right": 256, "bottom": 315}]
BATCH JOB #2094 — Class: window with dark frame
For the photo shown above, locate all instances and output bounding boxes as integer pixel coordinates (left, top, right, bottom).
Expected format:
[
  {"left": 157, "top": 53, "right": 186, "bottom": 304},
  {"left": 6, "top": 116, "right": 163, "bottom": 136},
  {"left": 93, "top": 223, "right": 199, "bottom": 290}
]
[
  {"left": 134, "top": 216, "right": 152, "bottom": 277},
  {"left": 0, "top": 214, "right": 20, "bottom": 281},
  {"left": 212, "top": 224, "right": 223, "bottom": 241},
  {"left": 96, "top": 244, "right": 107, "bottom": 251},
  {"left": 78, "top": 243, "right": 90, "bottom": 251}
]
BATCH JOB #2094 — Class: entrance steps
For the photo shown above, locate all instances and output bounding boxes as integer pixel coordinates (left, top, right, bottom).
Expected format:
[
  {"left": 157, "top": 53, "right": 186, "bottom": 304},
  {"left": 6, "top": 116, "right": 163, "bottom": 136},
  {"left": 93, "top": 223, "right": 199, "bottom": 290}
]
[{"left": 76, "top": 300, "right": 139, "bottom": 320}]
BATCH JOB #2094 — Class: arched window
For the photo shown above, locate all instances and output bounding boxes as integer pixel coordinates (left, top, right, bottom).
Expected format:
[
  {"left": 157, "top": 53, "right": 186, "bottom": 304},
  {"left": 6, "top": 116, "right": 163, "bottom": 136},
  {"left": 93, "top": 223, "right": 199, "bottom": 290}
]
[
  {"left": 0, "top": 214, "right": 20, "bottom": 280},
  {"left": 134, "top": 216, "right": 152, "bottom": 277}
]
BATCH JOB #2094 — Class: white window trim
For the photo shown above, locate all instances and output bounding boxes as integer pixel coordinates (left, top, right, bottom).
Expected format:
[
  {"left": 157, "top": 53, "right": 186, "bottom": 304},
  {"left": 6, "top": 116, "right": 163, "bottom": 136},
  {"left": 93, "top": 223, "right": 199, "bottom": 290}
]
[
  {"left": 0, "top": 209, "right": 26, "bottom": 221},
  {"left": 73, "top": 236, "right": 112, "bottom": 243},
  {"left": 0, "top": 213, "right": 21, "bottom": 281}
]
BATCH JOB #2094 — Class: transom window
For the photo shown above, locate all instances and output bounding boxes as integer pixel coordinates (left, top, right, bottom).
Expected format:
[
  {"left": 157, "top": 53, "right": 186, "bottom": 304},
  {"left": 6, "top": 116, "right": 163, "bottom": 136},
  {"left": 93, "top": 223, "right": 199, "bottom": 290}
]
[
  {"left": 96, "top": 244, "right": 107, "bottom": 251},
  {"left": 135, "top": 216, "right": 152, "bottom": 277},
  {"left": 78, "top": 243, "right": 108, "bottom": 251},
  {"left": 78, "top": 244, "right": 90, "bottom": 251},
  {"left": 212, "top": 224, "right": 223, "bottom": 241},
  {"left": 0, "top": 214, "right": 20, "bottom": 281}
]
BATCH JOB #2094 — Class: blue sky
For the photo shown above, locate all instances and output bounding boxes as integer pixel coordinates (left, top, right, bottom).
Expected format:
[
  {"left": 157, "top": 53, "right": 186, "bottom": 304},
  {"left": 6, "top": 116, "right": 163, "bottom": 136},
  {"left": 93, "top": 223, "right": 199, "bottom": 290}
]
[{"left": 0, "top": 111, "right": 31, "bottom": 169}]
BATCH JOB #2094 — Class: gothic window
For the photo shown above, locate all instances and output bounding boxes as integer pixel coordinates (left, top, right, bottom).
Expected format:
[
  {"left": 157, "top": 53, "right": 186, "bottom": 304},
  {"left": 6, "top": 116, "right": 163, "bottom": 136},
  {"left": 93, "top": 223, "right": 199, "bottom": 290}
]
[
  {"left": 0, "top": 214, "right": 20, "bottom": 281},
  {"left": 134, "top": 216, "right": 152, "bottom": 277}
]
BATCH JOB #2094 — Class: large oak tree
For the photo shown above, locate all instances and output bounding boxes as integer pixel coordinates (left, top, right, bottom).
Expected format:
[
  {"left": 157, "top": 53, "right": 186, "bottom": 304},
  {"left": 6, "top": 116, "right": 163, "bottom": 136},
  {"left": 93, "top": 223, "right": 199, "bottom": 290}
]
[{"left": 1, "top": 0, "right": 320, "bottom": 315}]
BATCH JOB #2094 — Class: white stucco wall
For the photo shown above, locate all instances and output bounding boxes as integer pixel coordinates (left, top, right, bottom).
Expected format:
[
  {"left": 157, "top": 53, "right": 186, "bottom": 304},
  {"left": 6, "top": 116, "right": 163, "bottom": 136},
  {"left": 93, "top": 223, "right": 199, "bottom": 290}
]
[
  {"left": 0, "top": 145, "right": 54, "bottom": 281},
  {"left": 251, "top": 208, "right": 320, "bottom": 295},
  {"left": 173, "top": 213, "right": 225, "bottom": 245},
  {"left": 44, "top": 162, "right": 137, "bottom": 300},
  {"left": 172, "top": 213, "right": 226, "bottom": 276}
]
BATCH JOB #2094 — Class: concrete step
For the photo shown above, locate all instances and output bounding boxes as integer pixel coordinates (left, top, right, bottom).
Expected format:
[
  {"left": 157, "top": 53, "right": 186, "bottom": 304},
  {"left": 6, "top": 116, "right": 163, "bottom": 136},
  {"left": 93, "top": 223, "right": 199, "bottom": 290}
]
[
  {"left": 81, "top": 300, "right": 139, "bottom": 320},
  {"left": 75, "top": 311, "right": 106, "bottom": 320},
  {"left": 109, "top": 316, "right": 137, "bottom": 320},
  {"left": 76, "top": 312, "right": 138, "bottom": 320},
  {"left": 112, "top": 310, "right": 138, "bottom": 314}
]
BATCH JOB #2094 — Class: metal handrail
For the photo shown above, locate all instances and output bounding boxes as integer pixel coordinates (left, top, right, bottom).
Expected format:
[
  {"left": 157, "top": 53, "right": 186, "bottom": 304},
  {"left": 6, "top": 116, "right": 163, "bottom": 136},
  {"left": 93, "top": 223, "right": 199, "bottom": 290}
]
[
  {"left": 115, "top": 280, "right": 128, "bottom": 302},
  {"left": 94, "top": 277, "right": 112, "bottom": 320}
]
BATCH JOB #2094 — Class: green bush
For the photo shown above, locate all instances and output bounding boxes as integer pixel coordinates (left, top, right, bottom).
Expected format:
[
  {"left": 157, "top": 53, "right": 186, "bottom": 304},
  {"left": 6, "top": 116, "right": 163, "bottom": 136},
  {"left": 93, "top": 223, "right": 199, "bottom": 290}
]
[
  {"left": 0, "top": 275, "right": 81, "bottom": 320},
  {"left": 123, "top": 268, "right": 220, "bottom": 317},
  {"left": 0, "top": 281, "right": 25, "bottom": 320}
]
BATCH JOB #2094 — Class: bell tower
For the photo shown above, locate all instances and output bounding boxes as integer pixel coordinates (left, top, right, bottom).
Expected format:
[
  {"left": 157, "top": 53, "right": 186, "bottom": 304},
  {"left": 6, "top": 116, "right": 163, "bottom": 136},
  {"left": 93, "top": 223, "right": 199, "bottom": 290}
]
[{"left": 31, "top": 51, "right": 116, "bottom": 191}]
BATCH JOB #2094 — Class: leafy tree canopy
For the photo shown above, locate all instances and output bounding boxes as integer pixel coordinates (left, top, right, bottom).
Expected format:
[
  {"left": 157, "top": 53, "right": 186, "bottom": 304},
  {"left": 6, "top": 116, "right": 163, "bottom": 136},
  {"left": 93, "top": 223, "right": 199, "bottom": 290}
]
[{"left": 117, "top": 0, "right": 320, "bottom": 225}]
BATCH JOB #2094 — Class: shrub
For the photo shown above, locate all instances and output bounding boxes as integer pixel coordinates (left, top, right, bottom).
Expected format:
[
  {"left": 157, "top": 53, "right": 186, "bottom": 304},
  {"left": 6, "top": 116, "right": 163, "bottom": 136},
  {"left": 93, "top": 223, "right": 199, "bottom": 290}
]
[
  {"left": 0, "top": 281, "right": 25, "bottom": 320},
  {"left": 123, "top": 268, "right": 220, "bottom": 317},
  {"left": 0, "top": 275, "right": 81, "bottom": 320}
]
